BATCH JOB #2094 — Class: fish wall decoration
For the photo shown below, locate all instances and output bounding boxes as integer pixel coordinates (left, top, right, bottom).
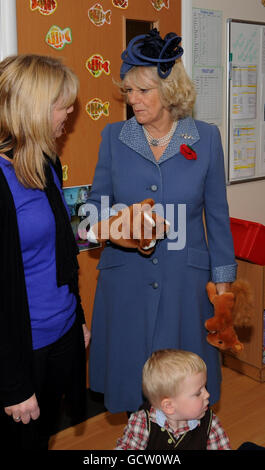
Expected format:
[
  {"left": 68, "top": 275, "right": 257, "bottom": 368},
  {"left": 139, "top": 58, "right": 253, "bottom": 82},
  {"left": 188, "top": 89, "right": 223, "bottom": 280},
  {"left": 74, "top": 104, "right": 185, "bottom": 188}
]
[
  {"left": 62, "top": 165, "right": 68, "bottom": 182},
  {"left": 86, "top": 98, "right": 110, "bottom": 121},
  {"left": 112, "top": 0, "right": 129, "bottom": 9},
  {"left": 30, "top": 0, "right": 57, "bottom": 15},
  {"left": 150, "top": 0, "right": 169, "bottom": 11},
  {"left": 45, "top": 25, "right": 72, "bottom": 50},
  {"left": 86, "top": 54, "right": 111, "bottom": 78},
  {"left": 88, "top": 3, "right": 111, "bottom": 27}
]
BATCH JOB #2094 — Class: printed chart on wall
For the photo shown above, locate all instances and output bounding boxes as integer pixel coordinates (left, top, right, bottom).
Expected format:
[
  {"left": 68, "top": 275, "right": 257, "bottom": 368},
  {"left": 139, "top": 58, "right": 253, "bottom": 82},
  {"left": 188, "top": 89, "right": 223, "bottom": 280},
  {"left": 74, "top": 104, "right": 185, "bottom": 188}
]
[
  {"left": 192, "top": 8, "right": 223, "bottom": 126},
  {"left": 227, "top": 19, "right": 265, "bottom": 183}
]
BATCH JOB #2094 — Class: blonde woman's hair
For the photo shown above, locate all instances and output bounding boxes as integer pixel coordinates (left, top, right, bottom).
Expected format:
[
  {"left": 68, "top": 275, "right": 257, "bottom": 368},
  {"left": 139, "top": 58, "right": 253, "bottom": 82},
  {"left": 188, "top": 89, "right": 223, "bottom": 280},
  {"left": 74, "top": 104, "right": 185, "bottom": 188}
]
[
  {"left": 142, "top": 349, "right": 207, "bottom": 407},
  {"left": 118, "top": 61, "right": 196, "bottom": 121},
  {"left": 0, "top": 54, "right": 79, "bottom": 189}
]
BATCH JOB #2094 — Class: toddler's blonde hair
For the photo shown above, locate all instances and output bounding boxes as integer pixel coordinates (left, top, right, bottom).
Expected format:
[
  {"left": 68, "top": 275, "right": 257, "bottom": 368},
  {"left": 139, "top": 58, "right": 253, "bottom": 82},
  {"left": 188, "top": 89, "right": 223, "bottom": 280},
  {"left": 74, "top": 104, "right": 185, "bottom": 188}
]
[{"left": 142, "top": 349, "right": 207, "bottom": 407}]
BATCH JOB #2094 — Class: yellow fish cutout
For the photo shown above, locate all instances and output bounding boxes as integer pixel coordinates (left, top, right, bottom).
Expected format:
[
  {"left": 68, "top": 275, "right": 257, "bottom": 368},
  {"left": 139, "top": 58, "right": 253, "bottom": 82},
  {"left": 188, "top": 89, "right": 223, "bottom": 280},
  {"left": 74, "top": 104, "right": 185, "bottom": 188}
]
[
  {"left": 86, "top": 98, "right": 110, "bottom": 121},
  {"left": 30, "top": 0, "right": 57, "bottom": 15},
  {"left": 88, "top": 3, "right": 111, "bottom": 27},
  {"left": 45, "top": 25, "right": 72, "bottom": 50},
  {"left": 86, "top": 54, "right": 111, "bottom": 79},
  {"left": 62, "top": 165, "right": 68, "bottom": 182}
]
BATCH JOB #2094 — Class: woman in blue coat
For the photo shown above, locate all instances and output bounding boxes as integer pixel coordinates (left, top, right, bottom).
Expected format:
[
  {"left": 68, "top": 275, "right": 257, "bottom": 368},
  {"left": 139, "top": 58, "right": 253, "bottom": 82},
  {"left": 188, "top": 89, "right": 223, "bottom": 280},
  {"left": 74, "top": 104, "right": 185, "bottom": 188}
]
[{"left": 87, "top": 29, "right": 237, "bottom": 413}]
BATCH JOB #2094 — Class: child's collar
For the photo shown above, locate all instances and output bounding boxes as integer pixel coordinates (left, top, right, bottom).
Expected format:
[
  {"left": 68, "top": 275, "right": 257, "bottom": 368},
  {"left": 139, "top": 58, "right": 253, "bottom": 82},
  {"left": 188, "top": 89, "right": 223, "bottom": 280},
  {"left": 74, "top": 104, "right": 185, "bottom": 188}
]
[{"left": 156, "top": 408, "right": 199, "bottom": 431}]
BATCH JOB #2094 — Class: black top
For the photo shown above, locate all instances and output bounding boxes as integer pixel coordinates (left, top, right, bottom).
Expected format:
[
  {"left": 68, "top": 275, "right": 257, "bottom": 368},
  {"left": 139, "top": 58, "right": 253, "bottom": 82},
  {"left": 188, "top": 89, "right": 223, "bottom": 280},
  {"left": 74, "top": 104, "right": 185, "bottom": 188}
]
[{"left": 0, "top": 157, "right": 85, "bottom": 407}]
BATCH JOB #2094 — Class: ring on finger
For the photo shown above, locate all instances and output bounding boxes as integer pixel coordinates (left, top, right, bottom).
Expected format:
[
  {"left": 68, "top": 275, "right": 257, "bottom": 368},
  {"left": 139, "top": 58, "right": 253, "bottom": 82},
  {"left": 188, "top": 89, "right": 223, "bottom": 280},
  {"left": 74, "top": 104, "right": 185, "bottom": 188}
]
[{"left": 14, "top": 416, "right": 21, "bottom": 421}]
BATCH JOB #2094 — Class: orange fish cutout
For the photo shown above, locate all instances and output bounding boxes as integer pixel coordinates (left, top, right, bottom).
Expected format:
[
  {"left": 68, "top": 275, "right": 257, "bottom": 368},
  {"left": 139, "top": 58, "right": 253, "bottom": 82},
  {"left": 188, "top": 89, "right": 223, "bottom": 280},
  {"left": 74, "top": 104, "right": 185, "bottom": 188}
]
[
  {"left": 45, "top": 25, "right": 72, "bottom": 50},
  {"left": 86, "top": 54, "right": 110, "bottom": 78},
  {"left": 150, "top": 0, "right": 169, "bottom": 11},
  {"left": 30, "top": 0, "right": 57, "bottom": 15},
  {"left": 86, "top": 98, "right": 110, "bottom": 121},
  {"left": 112, "top": 0, "right": 129, "bottom": 8},
  {"left": 88, "top": 3, "right": 111, "bottom": 27}
]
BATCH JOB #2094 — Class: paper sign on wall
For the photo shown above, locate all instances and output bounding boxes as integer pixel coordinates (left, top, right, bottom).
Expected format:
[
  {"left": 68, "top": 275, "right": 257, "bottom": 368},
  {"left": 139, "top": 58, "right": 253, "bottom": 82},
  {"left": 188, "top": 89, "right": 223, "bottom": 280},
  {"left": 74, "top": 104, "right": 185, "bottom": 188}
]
[{"left": 227, "top": 19, "right": 265, "bottom": 182}]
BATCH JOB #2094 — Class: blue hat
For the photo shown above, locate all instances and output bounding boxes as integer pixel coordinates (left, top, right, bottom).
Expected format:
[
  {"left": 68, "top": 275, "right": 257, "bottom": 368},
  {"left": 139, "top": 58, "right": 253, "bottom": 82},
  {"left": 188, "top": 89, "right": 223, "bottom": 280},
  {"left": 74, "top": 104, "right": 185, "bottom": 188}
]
[{"left": 120, "top": 28, "right": 183, "bottom": 80}]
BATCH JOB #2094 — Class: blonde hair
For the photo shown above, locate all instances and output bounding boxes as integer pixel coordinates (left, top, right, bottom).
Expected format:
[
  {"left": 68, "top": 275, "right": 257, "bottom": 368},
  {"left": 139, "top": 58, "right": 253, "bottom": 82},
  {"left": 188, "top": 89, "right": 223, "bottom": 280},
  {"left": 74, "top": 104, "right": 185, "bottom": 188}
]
[
  {"left": 118, "top": 61, "right": 196, "bottom": 120},
  {"left": 142, "top": 349, "right": 207, "bottom": 407},
  {"left": 0, "top": 54, "right": 79, "bottom": 189}
]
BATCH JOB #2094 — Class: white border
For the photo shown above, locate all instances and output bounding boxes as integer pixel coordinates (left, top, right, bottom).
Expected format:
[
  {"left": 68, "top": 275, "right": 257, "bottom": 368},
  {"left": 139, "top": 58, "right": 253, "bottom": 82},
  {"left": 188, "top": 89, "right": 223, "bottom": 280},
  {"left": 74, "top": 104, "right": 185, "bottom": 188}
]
[
  {"left": 181, "top": 0, "right": 192, "bottom": 77},
  {"left": 0, "top": 0, "right": 17, "bottom": 60}
]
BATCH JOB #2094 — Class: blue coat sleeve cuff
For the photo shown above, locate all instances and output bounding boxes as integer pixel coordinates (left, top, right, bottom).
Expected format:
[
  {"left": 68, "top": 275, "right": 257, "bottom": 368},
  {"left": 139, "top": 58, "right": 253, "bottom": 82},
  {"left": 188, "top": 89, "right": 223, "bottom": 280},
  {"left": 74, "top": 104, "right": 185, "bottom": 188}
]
[{"left": 211, "top": 263, "right": 238, "bottom": 283}]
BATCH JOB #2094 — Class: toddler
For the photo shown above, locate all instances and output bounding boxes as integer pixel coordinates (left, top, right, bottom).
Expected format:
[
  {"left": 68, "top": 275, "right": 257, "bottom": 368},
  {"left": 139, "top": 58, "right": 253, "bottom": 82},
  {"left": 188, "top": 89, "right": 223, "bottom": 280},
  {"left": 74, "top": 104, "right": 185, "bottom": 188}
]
[{"left": 115, "top": 349, "right": 231, "bottom": 450}]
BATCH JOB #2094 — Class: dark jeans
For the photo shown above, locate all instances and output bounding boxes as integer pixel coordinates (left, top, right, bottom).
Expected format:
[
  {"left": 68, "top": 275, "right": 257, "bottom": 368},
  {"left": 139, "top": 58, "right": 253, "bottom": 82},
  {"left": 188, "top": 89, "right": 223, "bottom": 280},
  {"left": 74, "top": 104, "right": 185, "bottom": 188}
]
[{"left": 0, "top": 319, "right": 86, "bottom": 450}]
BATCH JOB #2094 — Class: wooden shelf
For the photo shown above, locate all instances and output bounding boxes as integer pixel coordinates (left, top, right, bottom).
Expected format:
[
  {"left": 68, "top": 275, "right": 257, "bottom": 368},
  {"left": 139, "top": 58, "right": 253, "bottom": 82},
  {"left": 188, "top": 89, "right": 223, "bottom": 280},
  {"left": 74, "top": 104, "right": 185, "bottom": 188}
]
[{"left": 223, "top": 259, "right": 265, "bottom": 382}]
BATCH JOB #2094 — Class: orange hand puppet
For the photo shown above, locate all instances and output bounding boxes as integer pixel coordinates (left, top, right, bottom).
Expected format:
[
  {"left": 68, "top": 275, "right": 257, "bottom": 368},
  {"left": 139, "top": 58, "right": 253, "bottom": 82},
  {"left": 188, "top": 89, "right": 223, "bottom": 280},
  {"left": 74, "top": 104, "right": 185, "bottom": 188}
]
[
  {"left": 87, "top": 198, "right": 169, "bottom": 255},
  {"left": 205, "top": 280, "right": 253, "bottom": 353}
]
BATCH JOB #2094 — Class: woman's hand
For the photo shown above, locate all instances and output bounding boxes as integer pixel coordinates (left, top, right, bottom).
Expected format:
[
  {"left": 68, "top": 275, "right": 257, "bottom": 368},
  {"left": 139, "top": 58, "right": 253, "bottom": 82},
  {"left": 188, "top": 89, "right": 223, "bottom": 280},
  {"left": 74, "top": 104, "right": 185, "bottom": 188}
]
[
  {"left": 4, "top": 393, "right": 40, "bottom": 424},
  {"left": 216, "top": 282, "right": 231, "bottom": 295},
  {"left": 82, "top": 324, "right": 91, "bottom": 348}
]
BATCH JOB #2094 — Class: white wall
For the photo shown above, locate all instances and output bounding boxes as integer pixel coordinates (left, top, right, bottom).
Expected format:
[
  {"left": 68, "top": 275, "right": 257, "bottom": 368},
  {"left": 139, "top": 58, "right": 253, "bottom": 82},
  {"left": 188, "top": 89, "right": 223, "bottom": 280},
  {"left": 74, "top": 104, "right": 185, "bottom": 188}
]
[
  {"left": 0, "top": 0, "right": 17, "bottom": 60},
  {"left": 192, "top": 0, "right": 265, "bottom": 224}
]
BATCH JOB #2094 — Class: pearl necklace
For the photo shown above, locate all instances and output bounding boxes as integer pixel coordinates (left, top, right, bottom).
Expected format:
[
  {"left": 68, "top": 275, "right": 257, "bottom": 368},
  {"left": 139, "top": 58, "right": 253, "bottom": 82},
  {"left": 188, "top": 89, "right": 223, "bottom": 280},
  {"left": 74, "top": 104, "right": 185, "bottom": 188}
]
[{"left": 143, "top": 121, "right": 178, "bottom": 147}]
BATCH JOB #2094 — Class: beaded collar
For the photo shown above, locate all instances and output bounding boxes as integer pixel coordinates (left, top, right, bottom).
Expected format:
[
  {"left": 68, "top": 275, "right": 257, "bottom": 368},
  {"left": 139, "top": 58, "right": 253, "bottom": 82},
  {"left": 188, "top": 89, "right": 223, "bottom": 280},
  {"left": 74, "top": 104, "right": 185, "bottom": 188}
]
[{"left": 119, "top": 116, "right": 200, "bottom": 165}]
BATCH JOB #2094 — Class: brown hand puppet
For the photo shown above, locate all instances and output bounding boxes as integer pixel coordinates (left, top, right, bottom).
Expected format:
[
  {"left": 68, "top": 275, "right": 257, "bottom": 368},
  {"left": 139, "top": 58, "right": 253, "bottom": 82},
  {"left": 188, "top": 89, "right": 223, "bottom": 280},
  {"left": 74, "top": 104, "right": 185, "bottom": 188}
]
[
  {"left": 205, "top": 280, "right": 253, "bottom": 353},
  {"left": 89, "top": 198, "right": 169, "bottom": 255}
]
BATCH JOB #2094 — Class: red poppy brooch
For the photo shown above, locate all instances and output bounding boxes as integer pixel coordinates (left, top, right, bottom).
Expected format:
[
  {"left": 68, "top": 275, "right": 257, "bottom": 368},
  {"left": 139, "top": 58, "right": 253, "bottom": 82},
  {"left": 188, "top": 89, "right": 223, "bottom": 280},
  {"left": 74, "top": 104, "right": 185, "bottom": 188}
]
[{"left": 180, "top": 144, "right": 197, "bottom": 160}]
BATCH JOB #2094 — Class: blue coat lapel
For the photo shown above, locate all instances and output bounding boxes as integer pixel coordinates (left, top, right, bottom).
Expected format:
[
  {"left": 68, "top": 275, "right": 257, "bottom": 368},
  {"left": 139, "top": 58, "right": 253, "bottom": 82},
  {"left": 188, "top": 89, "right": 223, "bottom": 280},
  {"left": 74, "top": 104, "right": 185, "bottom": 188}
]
[{"left": 118, "top": 116, "right": 200, "bottom": 164}]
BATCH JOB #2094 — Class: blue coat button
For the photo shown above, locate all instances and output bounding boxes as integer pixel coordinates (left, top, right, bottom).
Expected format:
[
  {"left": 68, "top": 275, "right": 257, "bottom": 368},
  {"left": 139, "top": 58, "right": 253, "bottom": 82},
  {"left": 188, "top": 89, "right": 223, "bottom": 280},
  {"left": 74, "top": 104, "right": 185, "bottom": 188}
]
[
  {"left": 152, "top": 257, "right": 158, "bottom": 265},
  {"left": 150, "top": 184, "right": 158, "bottom": 192},
  {"left": 152, "top": 282, "right": 159, "bottom": 289}
]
